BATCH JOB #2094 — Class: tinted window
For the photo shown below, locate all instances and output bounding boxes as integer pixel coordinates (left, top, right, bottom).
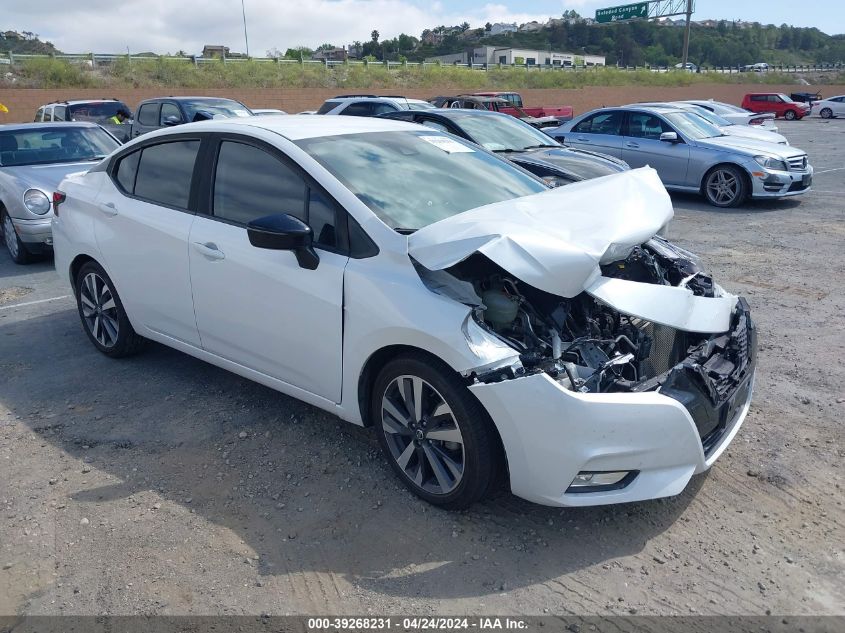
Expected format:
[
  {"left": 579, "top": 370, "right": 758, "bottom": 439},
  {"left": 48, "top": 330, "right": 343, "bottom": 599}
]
[
  {"left": 626, "top": 113, "right": 671, "bottom": 140},
  {"left": 340, "top": 102, "right": 374, "bottom": 117},
  {"left": 308, "top": 189, "right": 337, "bottom": 248},
  {"left": 181, "top": 99, "right": 251, "bottom": 121},
  {"left": 160, "top": 103, "right": 182, "bottom": 125},
  {"left": 317, "top": 101, "right": 341, "bottom": 114},
  {"left": 573, "top": 112, "right": 623, "bottom": 135},
  {"left": 115, "top": 150, "right": 141, "bottom": 193},
  {"left": 213, "top": 141, "right": 307, "bottom": 224},
  {"left": 371, "top": 103, "right": 398, "bottom": 115},
  {"left": 67, "top": 101, "right": 130, "bottom": 122},
  {"left": 134, "top": 140, "right": 199, "bottom": 208},
  {"left": 137, "top": 103, "right": 160, "bottom": 127},
  {"left": 750, "top": 95, "right": 766, "bottom": 102}
]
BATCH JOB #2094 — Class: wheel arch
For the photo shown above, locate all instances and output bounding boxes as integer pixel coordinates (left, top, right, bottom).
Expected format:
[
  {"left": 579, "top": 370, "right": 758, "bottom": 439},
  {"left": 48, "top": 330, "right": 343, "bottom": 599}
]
[{"left": 69, "top": 253, "right": 99, "bottom": 291}]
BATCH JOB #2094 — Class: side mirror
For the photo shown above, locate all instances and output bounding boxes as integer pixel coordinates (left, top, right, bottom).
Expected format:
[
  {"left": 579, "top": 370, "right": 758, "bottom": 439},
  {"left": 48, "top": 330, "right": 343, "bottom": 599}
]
[
  {"left": 247, "top": 213, "right": 319, "bottom": 270},
  {"left": 192, "top": 111, "right": 213, "bottom": 122},
  {"left": 162, "top": 115, "right": 182, "bottom": 126},
  {"left": 659, "top": 131, "right": 679, "bottom": 143}
]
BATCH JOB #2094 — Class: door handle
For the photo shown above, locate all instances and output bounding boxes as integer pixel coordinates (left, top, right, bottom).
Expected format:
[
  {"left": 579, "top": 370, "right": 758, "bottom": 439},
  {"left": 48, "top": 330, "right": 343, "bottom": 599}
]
[
  {"left": 576, "top": 136, "right": 589, "bottom": 142},
  {"left": 625, "top": 142, "right": 640, "bottom": 148},
  {"left": 193, "top": 241, "right": 225, "bottom": 260},
  {"left": 133, "top": 130, "right": 141, "bottom": 137},
  {"left": 98, "top": 202, "right": 118, "bottom": 216}
]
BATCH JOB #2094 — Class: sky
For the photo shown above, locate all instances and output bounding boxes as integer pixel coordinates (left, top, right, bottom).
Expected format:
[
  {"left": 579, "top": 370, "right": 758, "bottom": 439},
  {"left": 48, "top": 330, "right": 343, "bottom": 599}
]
[{"left": 3, "top": 1, "right": 843, "bottom": 55}]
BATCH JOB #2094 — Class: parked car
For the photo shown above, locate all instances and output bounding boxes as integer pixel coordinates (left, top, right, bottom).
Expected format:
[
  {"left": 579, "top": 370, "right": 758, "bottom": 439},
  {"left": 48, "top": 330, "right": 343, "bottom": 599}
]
[
  {"left": 470, "top": 91, "right": 574, "bottom": 122},
  {"left": 316, "top": 95, "right": 435, "bottom": 116},
  {"left": 430, "top": 95, "right": 561, "bottom": 129},
  {"left": 810, "top": 95, "right": 845, "bottom": 119},
  {"left": 676, "top": 100, "right": 778, "bottom": 132},
  {"left": 34, "top": 99, "right": 133, "bottom": 142},
  {"left": 1, "top": 122, "right": 120, "bottom": 263},
  {"left": 790, "top": 92, "right": 822, "bottom": 105},
  {"left": 673, "top": 62, "right": 698, "bottom": 72},
  {"left": 131, "top": 97, "right": 253, "bottom": 138},
  {"left": 53, "top": 116, "right": 756, "bottom": 509},
  {"left": 379, "top": 108, "right": 628, "bottom": 185},
  {"left": 741, "top": 93, "right": 810, "bottom": 120},
  {"left": 743, "top": 63, "right": 769, "bottom": 72},
  {"left": 552, "top": 106, "right": 812, "bottom": 207},
  {"left": 630, "top": 102, "right": 789, "bottom": 144},
  {"left": 252, "top": 108, "right": 288, "bottom": 116}
]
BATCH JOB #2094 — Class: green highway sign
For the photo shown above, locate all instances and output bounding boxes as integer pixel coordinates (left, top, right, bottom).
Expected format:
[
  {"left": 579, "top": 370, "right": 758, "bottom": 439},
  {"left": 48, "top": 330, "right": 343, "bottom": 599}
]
[{"left": 595, "top": 2, "right": 650, "bottom": 23}]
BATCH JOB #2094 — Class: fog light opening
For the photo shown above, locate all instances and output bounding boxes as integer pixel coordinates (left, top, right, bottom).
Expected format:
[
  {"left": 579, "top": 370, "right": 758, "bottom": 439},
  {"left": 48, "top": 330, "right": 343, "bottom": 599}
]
[{"left": 566, "top": 470, "right": 638, "bottom": 493}]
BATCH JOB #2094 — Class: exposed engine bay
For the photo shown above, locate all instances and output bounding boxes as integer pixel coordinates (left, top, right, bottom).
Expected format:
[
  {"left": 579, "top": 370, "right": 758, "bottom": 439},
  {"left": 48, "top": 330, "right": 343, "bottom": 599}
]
[{"left": 416, "top": 236, "right": 756, "bottom": 445}]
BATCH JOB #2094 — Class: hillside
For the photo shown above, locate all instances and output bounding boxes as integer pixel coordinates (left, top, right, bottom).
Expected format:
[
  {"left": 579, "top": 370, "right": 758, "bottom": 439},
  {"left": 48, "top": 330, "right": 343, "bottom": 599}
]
[{"left": 0, "top": 29, "right": 59, "bottom": 56}]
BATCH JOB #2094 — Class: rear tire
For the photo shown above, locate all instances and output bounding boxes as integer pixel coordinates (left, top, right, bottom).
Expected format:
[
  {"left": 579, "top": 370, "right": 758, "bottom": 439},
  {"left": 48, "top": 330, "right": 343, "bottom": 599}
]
[
  {"left": 820, "top": 108, "right": 833, "bottom": 119},
  {"left": 703, "top": 165, "right": 748, "bottom": 208},
  {"left": 784, "top": 109, "right": 797, "bottom": 120},
  {"left": 74, "top": 261, "right": 147, "bottom": 357},
  {"left": 2, "top": 209, "right": 36, "bottom": 265},
  {"left": 371, "top": 353, "right": 500, "bottom": 510}
]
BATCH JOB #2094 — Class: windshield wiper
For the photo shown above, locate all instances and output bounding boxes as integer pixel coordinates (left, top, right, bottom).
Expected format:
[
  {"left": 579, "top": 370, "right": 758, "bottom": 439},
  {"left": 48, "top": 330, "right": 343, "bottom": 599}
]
[
  {"left": 492, "top": 148, "right": 525, "bottom": 153},
  {"left": 521, "top": 144, "right": 559, "bottom": 150}
]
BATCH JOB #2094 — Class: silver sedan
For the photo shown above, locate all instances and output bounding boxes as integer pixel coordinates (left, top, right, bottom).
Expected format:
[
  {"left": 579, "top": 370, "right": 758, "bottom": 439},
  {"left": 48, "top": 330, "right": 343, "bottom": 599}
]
[
  {"left": 0, "top": 122, "right": 120, "bottom": 263},
  {"left": 551, "top": 106, "right": 812, "bottom": 207}
]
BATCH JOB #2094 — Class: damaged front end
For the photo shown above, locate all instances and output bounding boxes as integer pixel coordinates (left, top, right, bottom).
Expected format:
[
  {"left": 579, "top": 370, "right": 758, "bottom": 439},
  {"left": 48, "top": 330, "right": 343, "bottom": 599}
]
[{"left": 419, "top": 236, "right": 756, "bottom": 453}]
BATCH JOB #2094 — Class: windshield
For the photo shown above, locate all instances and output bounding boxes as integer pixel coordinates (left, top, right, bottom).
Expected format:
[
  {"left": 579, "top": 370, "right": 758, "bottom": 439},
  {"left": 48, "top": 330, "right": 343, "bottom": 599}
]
[
  {"left": 663, "top": 112, "right": 724, "bottom": 140},
  {"left": 707, "top": 102, "right": 750, "bottom": 115},
  {"left": 0, "top": 127, "right": 119, "bottom": 167},
  {"left": 182, "top": 99, "right": 252, "bottom": 120},
  {"left": 296, "top": 131, "right": 547, "bottom": 230},
  {"left": 778, "top": 93, "right": 795, "bottom": 103},
  {"left": 67, "top": 102, "right": 129, "bottom": 123},
  {"left": 684, "top": 106, "right": 732, "bottom": 127},
  {"left": 453, "top": 113, "right": 559, "bottom": 152}
]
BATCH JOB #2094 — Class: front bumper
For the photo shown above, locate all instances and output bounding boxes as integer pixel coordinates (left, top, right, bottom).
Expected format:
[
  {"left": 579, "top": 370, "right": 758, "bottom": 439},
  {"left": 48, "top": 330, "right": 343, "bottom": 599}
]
[
  {"left": 10, "top": 216, "right": 53, "bottom": 247},
  {"left": 469, "top": 301, "right": 756, "bottom": 507},
  {"left": 749, "top": 164, "right": 813, "bottom": 199}
]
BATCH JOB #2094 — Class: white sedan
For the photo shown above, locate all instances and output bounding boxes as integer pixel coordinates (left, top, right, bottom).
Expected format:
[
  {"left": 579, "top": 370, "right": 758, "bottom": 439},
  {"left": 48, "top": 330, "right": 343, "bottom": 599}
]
[
  {"left": 810, "top": 95, "right": 845, "bottom": 119},
  {"left": 52, "top": 116, "right": 756, "bottom": 509}
]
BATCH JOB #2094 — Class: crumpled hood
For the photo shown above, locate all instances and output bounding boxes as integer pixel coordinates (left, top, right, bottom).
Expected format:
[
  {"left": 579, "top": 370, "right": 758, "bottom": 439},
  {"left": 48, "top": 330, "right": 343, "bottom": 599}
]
[{"left": 408, "top": 167, "right": 673, "bottom": 298}]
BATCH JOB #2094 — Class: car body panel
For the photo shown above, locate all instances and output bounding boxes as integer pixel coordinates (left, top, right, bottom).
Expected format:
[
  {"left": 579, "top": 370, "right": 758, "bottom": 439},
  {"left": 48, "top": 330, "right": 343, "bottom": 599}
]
[{"left": 408, "top": 168, "right": 672, "bottom": 298}]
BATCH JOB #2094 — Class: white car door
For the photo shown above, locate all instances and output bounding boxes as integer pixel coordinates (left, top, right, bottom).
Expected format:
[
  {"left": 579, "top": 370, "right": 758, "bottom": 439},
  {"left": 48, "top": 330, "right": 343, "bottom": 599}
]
[
  {"left": 94, "top": 138, "right": 201, "bottom": 347},
  {"left": 188, "top": 137, "right": 347, "bottom": 401}
]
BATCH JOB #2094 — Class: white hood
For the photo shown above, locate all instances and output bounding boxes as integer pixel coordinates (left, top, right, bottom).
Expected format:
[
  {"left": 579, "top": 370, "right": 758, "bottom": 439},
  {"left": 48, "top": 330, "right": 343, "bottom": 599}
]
[{"left": 407, "top": 167, "right": 673, "bottom": 298}]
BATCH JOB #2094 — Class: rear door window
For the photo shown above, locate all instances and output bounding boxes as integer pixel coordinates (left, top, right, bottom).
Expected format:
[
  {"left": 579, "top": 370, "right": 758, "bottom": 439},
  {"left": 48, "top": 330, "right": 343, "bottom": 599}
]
[
  {"left": 137, "top": 103, "right": 160, "bottom": 127},
  {"left": 573, "top": 111, "right": 623, "bottom": 135},
  {"left": 340, "top": 102, "right": 374, "bottom": 117},
  {"left": 133, "top": 140, "right": 200, "bottom": 208}
]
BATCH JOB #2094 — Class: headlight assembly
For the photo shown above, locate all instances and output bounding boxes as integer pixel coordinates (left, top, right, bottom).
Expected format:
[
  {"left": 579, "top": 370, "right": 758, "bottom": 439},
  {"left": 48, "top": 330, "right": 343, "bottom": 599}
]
[
  {"left": 754, "top": 155, "right": 788, "bottom": 172},
  {"left": 23, "top": 189, "right": 51, "bottom": 215}
]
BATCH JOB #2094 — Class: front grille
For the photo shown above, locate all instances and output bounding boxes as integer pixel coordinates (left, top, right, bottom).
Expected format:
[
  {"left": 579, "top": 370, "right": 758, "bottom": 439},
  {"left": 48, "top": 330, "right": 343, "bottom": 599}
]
[
  {"left": 787, "top": 155, "right": 808, "bottom": 171},
  {"left": 788, "top": 181, "right": 810, "bottom": 192}
]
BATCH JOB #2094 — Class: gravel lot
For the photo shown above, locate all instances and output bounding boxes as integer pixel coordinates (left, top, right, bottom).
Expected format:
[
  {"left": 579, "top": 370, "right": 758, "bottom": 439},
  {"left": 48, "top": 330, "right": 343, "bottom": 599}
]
[{"left": 1, "top": 118, "right": 843, "bottom": 617}]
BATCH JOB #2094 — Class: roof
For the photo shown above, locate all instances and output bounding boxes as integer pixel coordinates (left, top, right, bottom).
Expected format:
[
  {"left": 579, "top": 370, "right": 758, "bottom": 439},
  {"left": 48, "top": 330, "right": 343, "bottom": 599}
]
[
  {"left": 0, "top": 121, "right": 102, "bottom": 131},
  {"left": 135, "top": 114, "right": 421, "bottom": 141},
  {"left": 137, "top": 96, "right": 247, "bottom": 103},
  {"left": 40, "top": 99, "right": 125, "bottom": 106}
]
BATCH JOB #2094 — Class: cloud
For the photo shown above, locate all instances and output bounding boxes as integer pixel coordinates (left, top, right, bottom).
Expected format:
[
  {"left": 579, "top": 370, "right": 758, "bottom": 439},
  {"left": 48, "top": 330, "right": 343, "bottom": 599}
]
[{"left": 3, "top": 0, "right": 554, "bottom": 54}]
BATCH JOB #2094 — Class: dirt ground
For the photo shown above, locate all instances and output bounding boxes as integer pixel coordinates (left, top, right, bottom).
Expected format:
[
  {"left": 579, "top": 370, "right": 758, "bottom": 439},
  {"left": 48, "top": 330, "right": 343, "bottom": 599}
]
[{"left": 0, "top": 118, "right": 843, "bottom": 618}]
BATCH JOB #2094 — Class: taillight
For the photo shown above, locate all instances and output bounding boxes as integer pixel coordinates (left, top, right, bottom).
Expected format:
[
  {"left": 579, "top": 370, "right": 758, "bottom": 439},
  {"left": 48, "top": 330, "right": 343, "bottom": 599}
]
[
  {"left": 749, "top": 118, "right": 764, "bottom": 126},
  {"left": 52, "top": 191, "right": 66, "bottom": 216}
]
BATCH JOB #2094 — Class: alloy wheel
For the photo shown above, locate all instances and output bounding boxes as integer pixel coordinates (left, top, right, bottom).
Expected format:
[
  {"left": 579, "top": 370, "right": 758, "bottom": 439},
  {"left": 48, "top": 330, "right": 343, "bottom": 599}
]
[
  {"left": 381, "top": 375, "right": 465, "bottom": 495},
  {"left": 79, "top": 272, "right": 120, "bottom": 348},
  {"left": 706, "top": 169, "right": 740, "bottom": 206},
  {"left": 784, "top": 110, "right": 796, "bottom": 120},
  {"left": 820, "top": 108, "right": 832, "bottom": 119},
  {"left": 3, "top": 213, "right": 19, "bottom": 259}
]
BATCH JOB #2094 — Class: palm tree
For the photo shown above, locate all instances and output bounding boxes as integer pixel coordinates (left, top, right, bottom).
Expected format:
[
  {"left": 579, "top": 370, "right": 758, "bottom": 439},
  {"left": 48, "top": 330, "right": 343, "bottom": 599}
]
[{"left": 371, "top": 30, "right": 380, "bottom": 43}]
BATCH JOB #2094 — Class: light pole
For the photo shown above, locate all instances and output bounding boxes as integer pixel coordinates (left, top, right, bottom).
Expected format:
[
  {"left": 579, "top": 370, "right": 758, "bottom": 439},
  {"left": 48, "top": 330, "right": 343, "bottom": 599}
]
[
  {"left": 241, "top": 0, "right": 250, "bottom": 57},
  {"left": 681, "top": 0, "right": 693, "bottom": 68}
]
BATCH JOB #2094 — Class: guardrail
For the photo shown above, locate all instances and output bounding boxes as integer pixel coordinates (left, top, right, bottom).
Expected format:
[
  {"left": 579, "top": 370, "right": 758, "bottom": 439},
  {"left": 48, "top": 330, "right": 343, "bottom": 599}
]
[{"left": 2, "top": 52, "right": 843, "bottom": 74}]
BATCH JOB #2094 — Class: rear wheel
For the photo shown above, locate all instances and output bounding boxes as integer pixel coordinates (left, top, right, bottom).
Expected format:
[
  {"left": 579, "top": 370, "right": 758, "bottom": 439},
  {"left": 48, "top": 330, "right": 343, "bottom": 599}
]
[
  {"left": 820, "top": 108, "right": 833, "bottom": 119},
  {"left": 372, "top": 354, "right": 500, "bottom": 510},
  {"left": 784, "top": 109, "right": 797, "bottom": 120},
  {"left": 2, "top": 209, "right": 35, "bottom": 265},
  {"left": 74, "top": 261, "right": 146, "bottom": 357},
  {"left": 703, "top": 165, "right": 747, "bottom": 208}
]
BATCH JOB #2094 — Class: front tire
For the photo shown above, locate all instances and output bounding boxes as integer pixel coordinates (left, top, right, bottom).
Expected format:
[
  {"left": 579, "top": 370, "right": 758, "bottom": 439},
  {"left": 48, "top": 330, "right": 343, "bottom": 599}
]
[
  {"left": 703, "top": 165, "right": 748, "bottom": 208},
  {"left": 74, "top": 261, "right": 146, "bottom": 357},
  {"left": 2, "top": 209, "right": 35, "bottom": 265},
  {"left": 820, "top": 108, "right": 833, "bottom": 119},
  {"left": 784, "top": 109, "right": 797, "bottom": 120},
  {"left": 371, "top": 354, "right": 500, "bottom": 510}
]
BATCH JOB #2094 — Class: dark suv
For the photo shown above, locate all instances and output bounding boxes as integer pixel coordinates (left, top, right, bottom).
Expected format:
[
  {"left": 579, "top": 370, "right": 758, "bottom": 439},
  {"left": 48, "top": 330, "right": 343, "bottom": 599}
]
[
  {"left": 34, "top": 99, "right": 133, "bottom": 142},
  {"left": 131, "top": 97, "right": 254, "bottom": 138}
]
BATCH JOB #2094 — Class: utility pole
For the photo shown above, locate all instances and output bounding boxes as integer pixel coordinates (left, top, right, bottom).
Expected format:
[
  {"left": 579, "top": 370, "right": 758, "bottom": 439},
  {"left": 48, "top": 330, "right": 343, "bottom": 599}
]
[
  {"left": 241, "top": 0, "right": 250, "bottom": 57},
  {"left": 681, "top": 0, "right": 693, "bottom": 67}
]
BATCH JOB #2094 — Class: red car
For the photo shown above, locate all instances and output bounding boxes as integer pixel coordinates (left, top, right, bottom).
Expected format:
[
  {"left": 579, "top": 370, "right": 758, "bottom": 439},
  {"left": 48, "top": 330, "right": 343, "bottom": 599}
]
[{"left": 741, "top": 93, "right": 810, "bottom": 120}]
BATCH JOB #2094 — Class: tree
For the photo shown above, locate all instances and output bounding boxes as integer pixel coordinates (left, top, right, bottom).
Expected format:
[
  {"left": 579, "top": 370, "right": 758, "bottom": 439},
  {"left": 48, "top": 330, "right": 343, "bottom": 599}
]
[
  {"left": 316, "top": 43, "right": 336, "bottom": 51},
  {"left": 460, "top": 21, "right": 470, "bottom": 32},
  {"left": 371, "top": 30, "right": 380, "bottom": 43},
  {"left": 485, "top": 22, "right": 492, "bottom": 32}
]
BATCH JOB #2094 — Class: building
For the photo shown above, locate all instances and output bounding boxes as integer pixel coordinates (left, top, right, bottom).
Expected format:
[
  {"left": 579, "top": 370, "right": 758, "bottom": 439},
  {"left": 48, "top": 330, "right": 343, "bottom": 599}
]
[
  {"left": 519, "top": 21, "right": 544, "bottom": 32},
  {"left": 488, "top": 22, "right": 518, "bottom": 36},
  {"left": 313, "top": 47, "right": 348, "bottom": 62},
  {"left": 426, "top": 46, "right": 605, "bottom": 67},
  {"left": 202, "top": 45, "right": 229, "bottom": 59}
]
